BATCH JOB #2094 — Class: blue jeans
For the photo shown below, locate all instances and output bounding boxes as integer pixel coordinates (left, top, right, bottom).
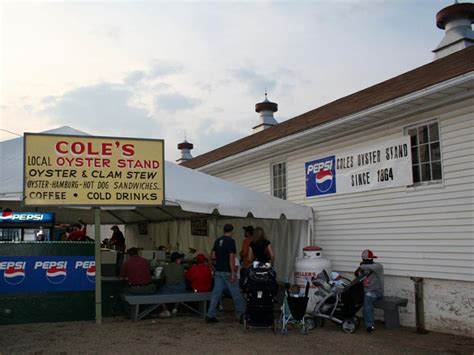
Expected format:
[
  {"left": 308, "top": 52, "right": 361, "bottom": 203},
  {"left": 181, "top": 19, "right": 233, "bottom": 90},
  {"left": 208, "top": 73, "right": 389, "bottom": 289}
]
[
  {"left": 207, "top": 271, "right": 245, "bottom": 319},
  {"left": 363, "top": 289, "right": 383, "bottom": 328},
  {"left": 158, "top": 281, "right": 186, "bottom": 294}
]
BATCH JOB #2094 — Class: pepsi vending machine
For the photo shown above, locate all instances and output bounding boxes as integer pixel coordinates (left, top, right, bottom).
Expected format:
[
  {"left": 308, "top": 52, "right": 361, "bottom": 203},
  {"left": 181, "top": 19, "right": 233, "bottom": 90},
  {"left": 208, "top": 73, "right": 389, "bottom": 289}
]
[
  {"left": 0, "top": 211, "right": 97, "bottom": 324},
  {"left": 0, "top": 211, "right": 55, "bottom": 241}
]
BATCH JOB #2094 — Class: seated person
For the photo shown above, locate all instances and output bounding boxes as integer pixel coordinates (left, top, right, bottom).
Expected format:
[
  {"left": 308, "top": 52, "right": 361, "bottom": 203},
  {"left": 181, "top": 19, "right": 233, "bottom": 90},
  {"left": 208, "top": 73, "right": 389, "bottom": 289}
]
[
  {"left": 67, "top": 221, "right": 87, "bottom": 241},
  {"left": 158, "top": 252, "right": 186, "bottom": 318},
  {"left": 185, "top": 254, "right": 212, "bottom": 293},
  {"left": 354, "top": 249, "right": 384, "bottom": 333},
  {"left": 120, "top": 248, "right": 156, "bottom": 295}
]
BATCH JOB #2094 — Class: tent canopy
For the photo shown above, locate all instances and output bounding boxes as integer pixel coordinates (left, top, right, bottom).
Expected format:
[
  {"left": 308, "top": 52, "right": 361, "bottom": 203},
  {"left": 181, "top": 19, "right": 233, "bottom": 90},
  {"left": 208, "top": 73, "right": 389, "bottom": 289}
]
[{"left": 0, "top": 126, "right": 313, "bottom": 224}]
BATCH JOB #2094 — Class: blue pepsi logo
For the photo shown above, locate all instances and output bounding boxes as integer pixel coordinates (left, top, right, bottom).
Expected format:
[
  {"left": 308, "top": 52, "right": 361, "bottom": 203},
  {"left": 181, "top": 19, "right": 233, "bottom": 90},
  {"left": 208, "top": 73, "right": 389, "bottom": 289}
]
[
  {"left": 4, "top": 266, "right": 26, "bottom": 285},
  {"left": 46, "top": 266, "right": 67, "bottom": 284},
  {"left": 305, "top": 155, "right": 337, "bottom": 197}
]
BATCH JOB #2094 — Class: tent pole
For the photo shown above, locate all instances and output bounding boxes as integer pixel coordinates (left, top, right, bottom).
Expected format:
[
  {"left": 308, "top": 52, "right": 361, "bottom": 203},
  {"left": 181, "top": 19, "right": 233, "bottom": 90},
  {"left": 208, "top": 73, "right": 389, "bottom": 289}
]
[{"left": 94, "top": 207, "right": 102, "bottom": 325}]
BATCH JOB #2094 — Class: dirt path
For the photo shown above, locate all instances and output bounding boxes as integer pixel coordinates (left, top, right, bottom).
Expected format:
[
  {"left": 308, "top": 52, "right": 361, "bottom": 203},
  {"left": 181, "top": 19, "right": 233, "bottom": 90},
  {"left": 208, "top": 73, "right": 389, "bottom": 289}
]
[{"left": 1, "top": 310, "right": 473, "bottom": 354}]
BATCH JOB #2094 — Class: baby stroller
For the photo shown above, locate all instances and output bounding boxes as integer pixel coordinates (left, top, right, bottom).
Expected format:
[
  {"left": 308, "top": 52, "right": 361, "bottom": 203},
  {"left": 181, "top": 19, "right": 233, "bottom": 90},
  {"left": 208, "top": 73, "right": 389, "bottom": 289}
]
[
  {"left": 306, "top": 270, "right": 365, "bottom": 334},
  {"left": 280, "top": 281, "right": 310, "bottom": 335},
  {"left": 242, "top": 263, "right": 278, "bottom": 332}
]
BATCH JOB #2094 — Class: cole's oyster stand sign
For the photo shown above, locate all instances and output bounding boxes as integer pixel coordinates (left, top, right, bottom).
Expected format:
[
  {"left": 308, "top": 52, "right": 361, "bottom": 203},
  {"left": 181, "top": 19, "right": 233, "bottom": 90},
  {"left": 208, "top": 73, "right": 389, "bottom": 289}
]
[
  {"left": 305, "top": 136, "right": 413, "bottom": 197},
  {"left": 20, "top": 133, "right": 164, "bottom": 324},
  {"left": 24, "top": 134, "right": 164, "bottom": 206}
]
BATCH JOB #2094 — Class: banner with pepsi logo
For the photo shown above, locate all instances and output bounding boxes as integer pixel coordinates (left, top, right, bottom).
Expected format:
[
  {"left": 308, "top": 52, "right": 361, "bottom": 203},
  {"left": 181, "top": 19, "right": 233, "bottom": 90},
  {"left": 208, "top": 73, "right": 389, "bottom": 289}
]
[
  {"left": 0, "top": 256, "right": 95, "bottom": 292},
  {"left": 305, "top": 136, "right": 412, "bottom": 197},
  {"left": 0, "top": 211, "right": 55, "bottom": 224}
]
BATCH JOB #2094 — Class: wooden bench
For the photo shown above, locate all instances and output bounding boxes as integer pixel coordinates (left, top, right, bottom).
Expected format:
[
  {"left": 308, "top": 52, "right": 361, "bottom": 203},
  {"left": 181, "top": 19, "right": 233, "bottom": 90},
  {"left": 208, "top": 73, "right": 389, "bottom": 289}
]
[
  {"left": 374, "top": 296, "right": 408, "bottom": 328},
  {"left": 122, "top": 292, "right": 213, "bottom": 321}
]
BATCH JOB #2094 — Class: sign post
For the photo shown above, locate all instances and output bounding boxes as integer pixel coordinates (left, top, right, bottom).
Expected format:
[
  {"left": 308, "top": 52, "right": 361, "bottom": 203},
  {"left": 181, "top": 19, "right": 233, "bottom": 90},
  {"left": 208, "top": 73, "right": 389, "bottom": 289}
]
[
  {"left": 94, "top": 208, "right": 102, "bottom": 325},
  {"left": 23, "top": 133, "right": 165, "bottom": 324}
]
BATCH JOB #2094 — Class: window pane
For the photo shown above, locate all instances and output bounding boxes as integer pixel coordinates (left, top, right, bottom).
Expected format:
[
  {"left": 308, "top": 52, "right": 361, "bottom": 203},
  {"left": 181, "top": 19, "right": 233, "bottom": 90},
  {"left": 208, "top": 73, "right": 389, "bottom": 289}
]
[
  {"left": 432, "top": 161, "right": 442, "bottom": 180},
  {"left": 408, "top": 128, "right": 418, "bottom": 146},
  {"left": 421, "top": 163, "right": 431, "bottom": 182},
  {"left": 430, "top": 142, "right": 440, "bottom": 161},
  {"left": 418, "top": 126, "right": 428, "bottom": 144},
  {"left": 411, "top": 146, "right": 419, "bottom": 164},
  {"left": 429, "top": 123, "right": 439, "bottom": 142},
  {"left": 272, "top": 162, "right": 286, "bottom": 199},
  {"left": 412, "top": 165, "right": 420, "bottom": 183},
  {"left": 419, "top": 144, "right": 430, "bottom": 162}
]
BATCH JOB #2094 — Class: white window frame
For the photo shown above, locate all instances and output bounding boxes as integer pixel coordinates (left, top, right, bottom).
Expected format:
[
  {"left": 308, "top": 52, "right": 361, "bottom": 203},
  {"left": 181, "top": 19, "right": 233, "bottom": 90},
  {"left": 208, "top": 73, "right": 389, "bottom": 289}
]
[
  {"left": 404, "top": 118, "right": 444, "bottom": 190},
  {"left": 270, "top": 161, "right": 287, "bottom": 200}
]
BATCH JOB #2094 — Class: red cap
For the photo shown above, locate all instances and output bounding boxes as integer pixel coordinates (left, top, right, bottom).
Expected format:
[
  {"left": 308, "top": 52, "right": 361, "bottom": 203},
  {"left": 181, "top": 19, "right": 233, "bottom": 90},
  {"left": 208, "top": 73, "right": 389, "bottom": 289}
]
[
  {"left": 303, "top": 246, "right": 322, "bottom": 251},
  {"left": 196, "top": 254, "right": 206, "bottom": 263},
  {"left": 362, "top": 249, "right": 378, "bottom": 259}
]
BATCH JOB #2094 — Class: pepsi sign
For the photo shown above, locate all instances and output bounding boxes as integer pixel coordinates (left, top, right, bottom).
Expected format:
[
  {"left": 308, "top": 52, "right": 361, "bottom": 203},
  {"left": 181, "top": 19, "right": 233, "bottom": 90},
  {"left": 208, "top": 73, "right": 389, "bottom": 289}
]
[
  {"left": 0, "top": 256, "right": 95, "bottom": 293},
  {"left": 0, "top": 211, "right": 55, "bottom": 224},
  {"left": 305, "top": 156, "right": 336, "bottom": 197}
]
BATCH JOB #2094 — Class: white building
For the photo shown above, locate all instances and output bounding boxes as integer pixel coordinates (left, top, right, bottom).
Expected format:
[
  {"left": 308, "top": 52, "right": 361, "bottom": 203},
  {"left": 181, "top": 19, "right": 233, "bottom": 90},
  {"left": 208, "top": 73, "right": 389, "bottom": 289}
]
[{"left": 182, "top": 3, "right": 474, "bottom": 336}]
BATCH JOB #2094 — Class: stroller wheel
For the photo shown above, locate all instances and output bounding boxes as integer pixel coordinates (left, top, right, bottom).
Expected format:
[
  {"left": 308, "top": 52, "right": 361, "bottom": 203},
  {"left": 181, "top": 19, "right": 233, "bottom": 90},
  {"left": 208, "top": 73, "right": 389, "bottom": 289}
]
[
  {"left": 304, "top": 317, "right": 316, "bottom": 331},
  {"left": 317, "top": 318, "right": 326, "bottom": 328},
  {"left": 341, "top": 318, "right": 357, "bottom": 334},
  {"left": 353, "top": 316, "right": 361, "bottom": 328}
]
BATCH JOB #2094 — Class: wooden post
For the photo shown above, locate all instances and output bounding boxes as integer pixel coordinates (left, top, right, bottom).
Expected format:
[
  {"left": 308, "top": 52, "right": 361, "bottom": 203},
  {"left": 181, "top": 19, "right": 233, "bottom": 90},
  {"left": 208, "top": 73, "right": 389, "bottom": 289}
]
[{"left": 94, "top": 208, "right": 102, "bottom": 324}]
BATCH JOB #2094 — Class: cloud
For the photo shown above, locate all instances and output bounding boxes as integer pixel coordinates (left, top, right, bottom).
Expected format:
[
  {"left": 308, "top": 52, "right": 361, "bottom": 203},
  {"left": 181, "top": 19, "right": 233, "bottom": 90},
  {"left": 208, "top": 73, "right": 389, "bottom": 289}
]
[
  {"left": 123, "top": 60, "right": 183, "bottom": 87},
  {"left": 104, "top": 26, "right": 122, "bottom": 41},
  {"left": 123, "top": 70, "right": 147, "bottom": 86},
  {"left": 229, "top": 67, "right": 276, "bottom": 95},
  {"left": 148, "top": 60, "right": 183, "bottom": 79},
  {"left": 42, "top": 82, "right": 158, "bottom": 138},
  {"left": 154, "top": 93, "right": 202, "bottom": 112}
]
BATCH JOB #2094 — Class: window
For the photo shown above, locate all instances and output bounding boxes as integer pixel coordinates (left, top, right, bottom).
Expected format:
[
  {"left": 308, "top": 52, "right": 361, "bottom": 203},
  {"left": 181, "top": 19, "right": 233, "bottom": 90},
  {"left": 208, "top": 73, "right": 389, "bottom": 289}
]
[
  {"left": 406, "top": 120, "right": 442, "bottom": 184},
  {"left": 271, "top": 162, "right": 287, "bottom": 200}
]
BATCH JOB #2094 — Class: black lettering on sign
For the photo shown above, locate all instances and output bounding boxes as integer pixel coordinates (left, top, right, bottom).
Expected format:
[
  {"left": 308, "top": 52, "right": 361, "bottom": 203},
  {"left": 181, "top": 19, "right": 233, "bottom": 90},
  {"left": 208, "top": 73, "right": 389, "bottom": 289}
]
[
  {"left": 377, "top": 168, "right": 394, "bottom": 182},
  {"left": 125, "top": 171, "right": 158, "bottom": 179},
  {"left": 386, "top": 144, "right": 408, "bottom": 160},
  {"left": 87, "top": 192, "right": 112, "bottom": 200},
  {"left": 351, "top": 172, "right": 370, "bottom": 187}
]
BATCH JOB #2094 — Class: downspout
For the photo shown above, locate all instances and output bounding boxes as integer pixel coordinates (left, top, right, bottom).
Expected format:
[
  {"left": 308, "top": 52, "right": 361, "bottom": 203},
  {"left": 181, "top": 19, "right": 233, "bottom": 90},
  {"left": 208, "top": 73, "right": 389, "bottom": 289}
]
[{"left": 410, "top": 277, "right": 428, "bottom": 334}]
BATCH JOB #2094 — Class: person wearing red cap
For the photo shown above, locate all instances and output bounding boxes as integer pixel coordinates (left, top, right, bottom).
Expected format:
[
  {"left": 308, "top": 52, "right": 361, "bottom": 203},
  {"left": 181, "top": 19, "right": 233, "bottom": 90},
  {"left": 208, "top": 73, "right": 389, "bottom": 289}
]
[
  {"left": 355, "top": 249, "right": 384, "bottom": 333},
  {"left": 185, "top": 254, "right": 213, "bottom": 293},
  {"left": 67, "top": 220, "right": 87, "bottom": 241}
]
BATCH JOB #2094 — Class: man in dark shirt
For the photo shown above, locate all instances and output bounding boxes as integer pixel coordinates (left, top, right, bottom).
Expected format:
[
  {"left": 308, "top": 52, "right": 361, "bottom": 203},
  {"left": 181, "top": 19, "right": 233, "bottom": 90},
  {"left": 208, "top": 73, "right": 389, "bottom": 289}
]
[
  {"left": 205, "top": 224, "right": 245, "bottom": 323},
  {"left": 110, "top": 225, "right": 126, "bottom": 276},
  {"left": 110, "top": 225, "right": 126, "bottom": 252},
  {"left": 120, "top": 248, "right": 156, "bottom": 295}
]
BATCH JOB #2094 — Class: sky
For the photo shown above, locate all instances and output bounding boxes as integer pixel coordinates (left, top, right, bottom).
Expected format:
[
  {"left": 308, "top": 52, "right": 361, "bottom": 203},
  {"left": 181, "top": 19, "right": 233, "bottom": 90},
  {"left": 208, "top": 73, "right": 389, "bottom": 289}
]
[{"left": 0, "top": 0, "right": 460, "bottom": 161}]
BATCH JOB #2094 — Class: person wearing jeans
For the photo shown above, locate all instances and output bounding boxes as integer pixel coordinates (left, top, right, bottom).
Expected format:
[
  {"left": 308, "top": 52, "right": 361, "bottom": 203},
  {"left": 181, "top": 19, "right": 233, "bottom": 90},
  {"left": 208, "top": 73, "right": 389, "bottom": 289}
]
[
  {"left": 206, "top": 223, "right": 245, "bottom": 323},
  {"left": 363, "top": 289, "right": 383, "bottom": 330},
  {"left": 207, "top": 271, "right": 245, "bottom": 320},
  {"left": 355, "top": 249, "right": 384, "bottom": 333}
]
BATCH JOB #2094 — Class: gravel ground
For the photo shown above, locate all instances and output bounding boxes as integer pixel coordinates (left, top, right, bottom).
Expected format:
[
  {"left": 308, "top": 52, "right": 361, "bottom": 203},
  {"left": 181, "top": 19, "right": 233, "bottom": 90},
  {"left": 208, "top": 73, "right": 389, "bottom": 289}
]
[{"left": 1, "top": 307, "right": 473, "bottom": 355}]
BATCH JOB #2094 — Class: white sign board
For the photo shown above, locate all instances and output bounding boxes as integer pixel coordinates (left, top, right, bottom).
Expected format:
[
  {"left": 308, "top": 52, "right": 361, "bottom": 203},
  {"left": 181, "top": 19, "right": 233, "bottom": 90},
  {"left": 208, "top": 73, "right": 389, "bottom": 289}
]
[{"left": 305, "top": 136, "right": 413, "bottom": 197}]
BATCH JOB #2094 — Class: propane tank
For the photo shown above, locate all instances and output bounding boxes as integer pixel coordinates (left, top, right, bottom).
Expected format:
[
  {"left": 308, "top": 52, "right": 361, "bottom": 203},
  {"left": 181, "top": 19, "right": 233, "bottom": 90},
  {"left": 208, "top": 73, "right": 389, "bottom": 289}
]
[{"left": 294, "top": 246, "right": 332, "bottom": 313}]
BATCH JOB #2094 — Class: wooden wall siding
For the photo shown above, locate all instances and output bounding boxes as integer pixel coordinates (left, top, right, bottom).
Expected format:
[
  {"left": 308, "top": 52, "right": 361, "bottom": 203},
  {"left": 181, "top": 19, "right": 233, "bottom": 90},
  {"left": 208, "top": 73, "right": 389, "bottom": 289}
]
[{"left": 208, "top": 99, "right": 474, "bottom": 282}]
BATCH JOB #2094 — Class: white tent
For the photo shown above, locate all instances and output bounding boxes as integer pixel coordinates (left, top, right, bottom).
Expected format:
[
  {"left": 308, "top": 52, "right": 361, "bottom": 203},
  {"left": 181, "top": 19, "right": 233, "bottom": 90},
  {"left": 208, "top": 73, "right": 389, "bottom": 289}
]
[{"left": 0, "top": 127, "right": 314, "bottom": 280}]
